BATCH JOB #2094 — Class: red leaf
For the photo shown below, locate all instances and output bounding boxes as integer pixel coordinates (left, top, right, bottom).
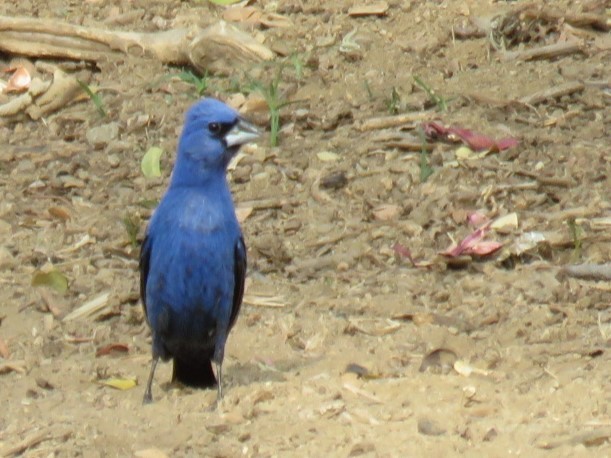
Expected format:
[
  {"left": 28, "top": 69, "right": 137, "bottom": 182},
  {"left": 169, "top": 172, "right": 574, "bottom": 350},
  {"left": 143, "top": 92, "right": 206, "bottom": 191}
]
[
  {"left": 467, "top": 211, "right": 488, "bottom": 227},
  {"left": 422, "top": 122, "right": 518, "bottom": 152},
  {"left": 96, "top": 343, "right": 129, "bottom": 357},
  {"left": 463, "top": 240, "right": 503, "bottom": 256},
  {"left": 441, "top": 223, "right": 497, "bottom": 257},
  {"left": 393, "top": 242, "right": 417, "bottom": 267}
]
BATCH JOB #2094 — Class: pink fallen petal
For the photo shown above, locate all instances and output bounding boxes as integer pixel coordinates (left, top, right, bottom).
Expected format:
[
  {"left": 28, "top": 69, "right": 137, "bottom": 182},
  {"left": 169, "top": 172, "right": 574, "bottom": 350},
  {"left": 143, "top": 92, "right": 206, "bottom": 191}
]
[
  {"left": 422, "top": 122, "right": 518, "bottom": 152},
  {"left": 441, "top": 224, "right": 491, "bottom": 257},
  {"left": 454, "top": 129, "right": 497, "bottom": 151},
  {"left": 496, "top": 137, "right": 520, "bottom": 150},
  {"left": 463, "top": 240, "right": 503, "bottom": 256},
  {"left": 393, "top": 242, "right": 418, "bottom": 267},
  {"left": 422, "top": 121, "right": 448, "bottom": 139},
  {"left": 467, "top": 211, "right": 488, "bottom": 227}
]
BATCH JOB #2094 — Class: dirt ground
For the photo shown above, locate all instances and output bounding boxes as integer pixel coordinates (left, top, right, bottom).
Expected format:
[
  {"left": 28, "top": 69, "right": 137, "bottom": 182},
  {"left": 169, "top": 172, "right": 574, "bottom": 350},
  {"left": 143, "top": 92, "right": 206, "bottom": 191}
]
[{"left": 0, "top": 0, "right": 610, "bottom": 456}]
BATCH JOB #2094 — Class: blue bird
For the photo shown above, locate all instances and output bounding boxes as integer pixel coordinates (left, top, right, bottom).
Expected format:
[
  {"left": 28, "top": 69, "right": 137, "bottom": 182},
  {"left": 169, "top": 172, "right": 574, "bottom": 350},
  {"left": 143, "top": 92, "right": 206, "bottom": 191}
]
[{"left": 140, "top": 98, "right": 259, "bottom": 403}]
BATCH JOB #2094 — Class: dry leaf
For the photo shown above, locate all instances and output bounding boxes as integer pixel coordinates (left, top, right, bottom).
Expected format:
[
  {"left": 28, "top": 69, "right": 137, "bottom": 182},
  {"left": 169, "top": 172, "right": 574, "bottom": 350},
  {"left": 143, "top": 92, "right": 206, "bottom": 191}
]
[
  {"left": 346, "top": 318, "right": 401, "bottom": 336},
  {"left": 454, "top": 359, "right": 490, "bottom": 377},
  {"left": 134, "top": 448, "right": 169, "bottom": 458},
  {"left": 0, "top": 337, "right": 9, "bottom": 359},
  {"left": 348, "top": 2, "right": 389, "bottom": 16},
  {"left": 223, "top": 7, "right": 292, "bottom": 28},
  {"left": 491, "top": 212, "right": 518, "bottom": 233},
  {"left": 235, "top": 206, "right": 253, "bottom": 223},
  {"left": 373, "top": 204, "right": 401, "bottom": 221},
  {"left": 48, "top": 206, "right": 71, "bottom": 221},
  {"left": 0, "top": 360, "right": 27, "bottom": 374},
  {"left": 4, "top": 65, "right": 31, "bottom": 93},
  {"left": 316, "top": 151, "right": 340, "bottom": 162}
]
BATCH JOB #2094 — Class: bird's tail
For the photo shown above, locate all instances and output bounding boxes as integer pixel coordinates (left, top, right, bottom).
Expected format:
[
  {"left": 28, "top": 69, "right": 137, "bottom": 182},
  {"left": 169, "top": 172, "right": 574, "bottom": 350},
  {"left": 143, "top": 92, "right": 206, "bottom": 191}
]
[{"left": 172, "top": 357, "right": 217, "bottom": 388}]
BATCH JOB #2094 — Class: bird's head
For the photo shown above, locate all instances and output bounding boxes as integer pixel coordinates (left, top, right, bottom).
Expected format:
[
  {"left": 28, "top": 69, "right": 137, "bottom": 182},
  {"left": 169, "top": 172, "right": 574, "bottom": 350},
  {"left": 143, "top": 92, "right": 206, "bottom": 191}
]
[{"left": 172, "top": 98, "right": 260, "bottom": 186}]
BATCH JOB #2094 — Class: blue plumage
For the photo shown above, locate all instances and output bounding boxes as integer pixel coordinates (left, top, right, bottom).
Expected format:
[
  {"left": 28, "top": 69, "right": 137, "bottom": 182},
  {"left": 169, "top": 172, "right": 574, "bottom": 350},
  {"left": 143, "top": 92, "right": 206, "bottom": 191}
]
[{"left": 140, "top": 98, "right": 259, "bottom": 403}]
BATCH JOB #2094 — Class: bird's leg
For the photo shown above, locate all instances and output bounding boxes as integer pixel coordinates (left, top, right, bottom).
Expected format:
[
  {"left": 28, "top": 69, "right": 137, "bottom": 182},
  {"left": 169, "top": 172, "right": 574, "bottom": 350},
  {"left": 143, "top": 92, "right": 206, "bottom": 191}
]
[
  {"left": 213, "top": 339, "right": 226, "bottom": 402},
  {"left": 215, "top": 361, "right": 223, "bottom": 401},
  {"left": 143, "top": 355, "right": 159, "bottom": 404}
]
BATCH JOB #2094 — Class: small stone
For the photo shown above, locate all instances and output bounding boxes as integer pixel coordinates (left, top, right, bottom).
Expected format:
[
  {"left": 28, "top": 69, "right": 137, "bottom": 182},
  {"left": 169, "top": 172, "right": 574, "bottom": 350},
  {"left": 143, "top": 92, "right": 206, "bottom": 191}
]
[
  {"left": 107, "top": 154, "right": 120, "bottom": 168},
  {"left": 86, "top": 122, "right": 120, "bottom": 149},
  {"left": 0, "top": 219, "right": 12, "bottom": 235},
  {"left": 0, "top": 246, "right": 15, "bottom": 269},
  {"left": 417, "top": 418, "right": 446, "bottom": 436}
]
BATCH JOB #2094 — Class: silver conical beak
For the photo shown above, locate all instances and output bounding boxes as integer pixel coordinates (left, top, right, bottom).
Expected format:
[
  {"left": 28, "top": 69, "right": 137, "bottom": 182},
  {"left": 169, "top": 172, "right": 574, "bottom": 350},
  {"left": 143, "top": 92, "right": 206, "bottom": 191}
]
[{"left": 226, "top": 119, "right": 260, "bottom": 147}]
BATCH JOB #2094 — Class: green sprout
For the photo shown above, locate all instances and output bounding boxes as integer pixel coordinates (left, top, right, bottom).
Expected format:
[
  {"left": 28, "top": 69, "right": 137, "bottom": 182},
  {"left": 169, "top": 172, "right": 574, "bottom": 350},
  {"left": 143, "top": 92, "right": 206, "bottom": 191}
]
[
  {"left": 77, "top": 79, "right": 107, "bottom": 118},
  {"left": 122, "top": 214, "right": 141, "bottom": 248},
  {"left": 363, "top": 80, "right": 374, "bottom": 101},
  {"left": 417, "top": 127, "right": 434, "bottom": 182},
  {"left": 250, "top": 64, "right": 296, "bottom": 147},
  {"left": 175, "top": 70, "right": 209, "bottom": 97},
  {"left": 567, "top": 218, "right": 583, "bottom": 261},
  {"left": 385, "top": 87, "right": 401, "bottom": 115},
  {"left": 289, "top": 53, "right": 305, "bottom": 81},
  {"left": 414, "top": 76, "right": 448, "bottom": 112}
]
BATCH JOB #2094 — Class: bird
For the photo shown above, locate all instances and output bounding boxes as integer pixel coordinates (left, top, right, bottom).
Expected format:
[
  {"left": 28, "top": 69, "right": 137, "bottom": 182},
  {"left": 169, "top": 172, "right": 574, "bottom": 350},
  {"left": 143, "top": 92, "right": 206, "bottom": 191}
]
[{"left": 139, "top": 98, "right": 259, "bottom": 404}]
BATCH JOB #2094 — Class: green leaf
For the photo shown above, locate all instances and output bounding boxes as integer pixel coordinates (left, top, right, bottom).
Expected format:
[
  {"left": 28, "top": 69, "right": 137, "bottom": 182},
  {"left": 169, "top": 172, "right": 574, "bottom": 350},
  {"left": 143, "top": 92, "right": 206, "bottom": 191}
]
[
  {"left": 141, "top": 147, "right": 164, "bottom": 178},
  {"left": 32, "top": 270, "right": 69, "bottom": 294},
  {"left": 77, "top": 79, "right": 107, "bottom": 118},
  {"left": 207, "top": 0, "right": 242, "bottom": 5},
  {"left": 99, "top": 377, "right": 137, "bottom": 390},
  {"left": 137, "top": 199, "right": 160, "bottom": 209}
]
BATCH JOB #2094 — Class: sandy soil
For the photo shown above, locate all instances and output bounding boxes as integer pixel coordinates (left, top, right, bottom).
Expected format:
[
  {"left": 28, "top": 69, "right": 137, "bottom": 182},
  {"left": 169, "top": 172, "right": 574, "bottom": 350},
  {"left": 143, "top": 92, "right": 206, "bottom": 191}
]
[{"left": 0, "top": 0, "right": 610, "bottom": 456}]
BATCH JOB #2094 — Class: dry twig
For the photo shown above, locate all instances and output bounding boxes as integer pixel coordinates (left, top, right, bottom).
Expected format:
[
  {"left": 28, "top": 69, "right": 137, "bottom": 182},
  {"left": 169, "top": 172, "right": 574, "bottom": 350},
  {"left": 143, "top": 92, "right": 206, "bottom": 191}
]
[
  {"left": 558, "top": 264, "right": 611, "bottom": 282},
  {"left": 519, "top": 81, "right": 585, "bottom": 106},
  {"left": 502, "top": 41, "right": 584, "bottom": 62}
]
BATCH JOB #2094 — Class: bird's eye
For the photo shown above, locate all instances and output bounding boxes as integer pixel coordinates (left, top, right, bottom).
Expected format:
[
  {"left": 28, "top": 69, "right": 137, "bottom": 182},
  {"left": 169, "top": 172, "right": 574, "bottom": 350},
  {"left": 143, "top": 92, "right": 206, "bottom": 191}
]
[{"left": 208, "top": 122, "right": 222, "bottom": 134}]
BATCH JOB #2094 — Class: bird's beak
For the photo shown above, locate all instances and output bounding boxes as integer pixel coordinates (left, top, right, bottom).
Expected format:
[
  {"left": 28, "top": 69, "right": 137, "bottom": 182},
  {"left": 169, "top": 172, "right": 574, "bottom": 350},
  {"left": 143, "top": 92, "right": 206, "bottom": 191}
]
[{"left": 225, "top": 119, "right": 260, "bottom": 147}]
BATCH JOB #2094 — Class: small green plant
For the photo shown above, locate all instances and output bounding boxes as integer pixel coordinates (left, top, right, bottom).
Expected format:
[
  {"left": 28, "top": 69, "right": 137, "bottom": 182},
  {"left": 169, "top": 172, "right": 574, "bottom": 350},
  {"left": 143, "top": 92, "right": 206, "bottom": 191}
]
[
  {"left": 418, "top": 127, "right": 434, "bottom": 182},
  {"left": 176, "top": 70, "right": 209, "bottom": 97},
  {"left": 385, "top": 87, "right": 401, "bottom": 115},
  {"left": 289, "top": 53, "right": 305, "bottom": 81},
  {"left": 122, "top": 214, "right": 141, "bottom": 248},
  {"left": 77, "top": 79, "right": 107, "bottom": 118},
  {"left": 567, "top": 218, "right": 583, "bottom": 261},
  {"left": 249, "top": 65, "right": 288, "bottom": 147},
  {"left": 413, "top": 76, "right": 448, "bottom": 112},
  {"left": 137, "top": 199, "right": 160, "bottom": 209},
  {"left": 363, "top": 80, "right": 374, "bottom": 101}
]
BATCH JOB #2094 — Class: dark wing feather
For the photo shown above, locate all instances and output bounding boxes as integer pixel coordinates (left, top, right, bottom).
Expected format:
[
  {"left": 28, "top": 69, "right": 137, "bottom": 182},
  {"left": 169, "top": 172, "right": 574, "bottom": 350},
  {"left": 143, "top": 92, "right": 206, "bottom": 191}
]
[
  {"left": 229, "top": 236, "right": 246, "bottom": 330},
  {"left": 139, "top": 235, "right": 152, "bottom": 321}
]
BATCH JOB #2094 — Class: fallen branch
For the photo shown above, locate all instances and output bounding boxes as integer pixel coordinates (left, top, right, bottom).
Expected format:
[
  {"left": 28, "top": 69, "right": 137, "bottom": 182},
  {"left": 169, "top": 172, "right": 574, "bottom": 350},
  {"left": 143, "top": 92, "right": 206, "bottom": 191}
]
[
  {"left": 1, "top": 430, "right": 51, "bottom": 457},
  {"left": 519, "top": 81, "right": 584, "bottom": 105},
  {"left": 370, "top": 131, "right": 433, "bottom": 152},
  {"left": 501, "top": 41, "right": 584, "bottom": 62},
  {"left": 558, "top": 264, "right": 611, "bottom": 282},
  {"left": 358, "top": 111, "right": 436, "bottom": 131},
  {"left": 0, "top": 16, "right": 273, "bottom": 74}
]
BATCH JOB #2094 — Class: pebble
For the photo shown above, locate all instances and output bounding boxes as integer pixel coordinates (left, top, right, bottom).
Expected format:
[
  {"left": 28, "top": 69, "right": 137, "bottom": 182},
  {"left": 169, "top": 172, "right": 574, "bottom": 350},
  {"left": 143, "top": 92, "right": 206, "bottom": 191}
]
[
  {"left": 0, "top": 246, "right": 16, "bottom": 269},
  {"left": 86, "top": 122, "right": 120, "bottom": 149}
]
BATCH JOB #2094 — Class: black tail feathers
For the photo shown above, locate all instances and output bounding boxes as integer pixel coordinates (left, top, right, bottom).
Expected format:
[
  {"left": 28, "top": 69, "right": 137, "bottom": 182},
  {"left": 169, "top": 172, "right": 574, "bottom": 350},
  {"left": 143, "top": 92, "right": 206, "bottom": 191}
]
[{"left": 172, "top": 357, "right": 217, "bottom": 388}]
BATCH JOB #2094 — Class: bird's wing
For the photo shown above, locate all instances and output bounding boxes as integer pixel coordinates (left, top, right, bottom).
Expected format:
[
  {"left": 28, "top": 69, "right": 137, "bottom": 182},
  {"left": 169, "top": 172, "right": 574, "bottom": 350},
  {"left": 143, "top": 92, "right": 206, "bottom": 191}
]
[
  {"left": 139, "top": 235, "right": 152, "bottom": 320},
  {"left": 229, "top": 236, "right": 247, "bottom": 330}
]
